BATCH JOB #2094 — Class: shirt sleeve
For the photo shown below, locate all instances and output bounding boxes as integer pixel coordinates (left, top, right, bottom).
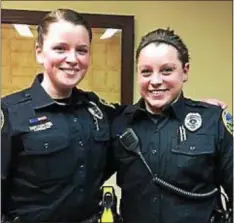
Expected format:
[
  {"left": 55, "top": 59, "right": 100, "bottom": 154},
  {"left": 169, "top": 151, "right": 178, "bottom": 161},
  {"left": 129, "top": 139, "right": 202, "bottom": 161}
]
[
  {"left": 1, "top": 102, "right": 13, "bottom": 214},
  {"left": 102, "top": 141, "right": 118, "bottom": 183},
  {"left": 216, "top": 110, "right": 233, "bottom": 209}
]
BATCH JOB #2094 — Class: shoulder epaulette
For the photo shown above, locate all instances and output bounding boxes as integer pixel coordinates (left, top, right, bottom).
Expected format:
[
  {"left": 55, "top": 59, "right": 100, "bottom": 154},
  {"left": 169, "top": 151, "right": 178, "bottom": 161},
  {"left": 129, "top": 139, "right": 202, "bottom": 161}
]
[
  {"left": 74, "top": 88, "right": 99, "bottom": 102},
  {"left": 1, "top": 88, "right": 32, "bottom": 107},
  {"left": 184, "top": 98, "right": 211, "bottom": 108},
  {"left": 86, "top": 91, "right": 100, "bottom": 102},
  {"left": 78, "top": 89, "right": 116, "bottom": 109}
]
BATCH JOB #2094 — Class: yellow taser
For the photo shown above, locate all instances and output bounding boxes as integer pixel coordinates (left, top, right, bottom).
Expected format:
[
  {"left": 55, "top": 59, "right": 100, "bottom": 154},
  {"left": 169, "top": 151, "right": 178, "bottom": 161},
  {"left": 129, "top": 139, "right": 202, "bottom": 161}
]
[{"left": 99, "top": 186, "right": 115, "bottom": 223}]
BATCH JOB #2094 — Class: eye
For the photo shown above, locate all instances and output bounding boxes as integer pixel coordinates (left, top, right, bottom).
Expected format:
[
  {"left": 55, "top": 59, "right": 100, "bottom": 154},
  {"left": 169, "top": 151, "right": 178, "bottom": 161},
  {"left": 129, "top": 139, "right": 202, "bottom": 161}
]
[
  {"left": 53, "top": 46, "right": 66, "bottom": 53},
  {"left": 141, "top": 69, "right": 152, "bottom": 77},
  {"left": 76, "top": 48, "right": 89, "bottom": 55},
  {"left": 161, "top": 67, "right": 174, "bottom": 75}
]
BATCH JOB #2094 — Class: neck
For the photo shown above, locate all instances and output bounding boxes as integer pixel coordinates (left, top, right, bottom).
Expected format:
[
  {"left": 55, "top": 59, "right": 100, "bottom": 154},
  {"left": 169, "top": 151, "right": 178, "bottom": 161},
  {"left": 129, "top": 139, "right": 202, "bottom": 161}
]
[
  {"left": 41, "top": 74, "right": 72, "bottom": 99},
  {"left": 144, "top": 102, "right": 162, "bottom": 114}
]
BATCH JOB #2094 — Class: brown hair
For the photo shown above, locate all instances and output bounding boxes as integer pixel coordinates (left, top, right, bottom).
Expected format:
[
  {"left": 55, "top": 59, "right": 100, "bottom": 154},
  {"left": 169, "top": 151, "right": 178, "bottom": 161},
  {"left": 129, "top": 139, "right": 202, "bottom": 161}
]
[
  {"left": 136, "top": 28, "right": 190, "bottom": 67},
  {"left": 37, "top": 8, "right": 92, "bottom": 46}
]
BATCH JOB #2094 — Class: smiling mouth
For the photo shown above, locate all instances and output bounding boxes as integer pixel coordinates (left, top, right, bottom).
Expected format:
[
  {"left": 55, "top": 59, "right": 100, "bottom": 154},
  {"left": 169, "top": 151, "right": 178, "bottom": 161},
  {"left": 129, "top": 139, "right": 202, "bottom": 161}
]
[
  {"left": 59, "top": 68, "right": 80, "bottom": 75},
  {"left": 149, "top": 89, "right": 168, "bottom": 96}
]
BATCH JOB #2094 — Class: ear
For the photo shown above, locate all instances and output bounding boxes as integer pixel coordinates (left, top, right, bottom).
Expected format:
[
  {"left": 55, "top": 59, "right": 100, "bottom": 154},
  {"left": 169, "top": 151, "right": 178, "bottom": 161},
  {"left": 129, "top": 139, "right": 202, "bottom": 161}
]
[
  {"left": 182, "top": 63, "right": 189, "bottom": 82},
  {"left": 35, "top": 43, "right": 44, "bottom": 65}
]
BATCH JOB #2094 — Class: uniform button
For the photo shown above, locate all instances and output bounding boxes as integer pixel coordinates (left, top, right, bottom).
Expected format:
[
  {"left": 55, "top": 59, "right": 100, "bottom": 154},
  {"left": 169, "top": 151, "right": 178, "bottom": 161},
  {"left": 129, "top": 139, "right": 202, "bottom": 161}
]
[
  {"left": 73, "top": 118, "right": 78, "bottom": 123},
  {"left": 190, "top": 146, "right": 195, "bottom": 150},
  {"left": 79, "top": 141, "right": 83, "bottom": 146},
  {"left": 44, "top": 143, "right": 49, "bottom": 149},
  {"left": 80, "top": 165, "right": 84, "bottom": 169},
  {"left": 153, "top": 197, "right": 157, "bottom": 202},
  {"left": 80, "top": 188, "right": 84, "bottom": 192},
  {"left": 152, "top": 149, "right": 157, "bottom": 154}
]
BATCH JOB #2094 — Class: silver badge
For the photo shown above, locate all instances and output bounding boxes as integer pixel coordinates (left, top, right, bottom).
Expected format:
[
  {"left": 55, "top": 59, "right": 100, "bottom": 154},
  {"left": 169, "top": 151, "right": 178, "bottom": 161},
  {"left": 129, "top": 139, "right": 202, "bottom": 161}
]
[
  {"left": 87, "top": 101, "right": 103, "bottom": 120},
  {"left": 184, "top": 113, "right": 202, "bottom": 132}
]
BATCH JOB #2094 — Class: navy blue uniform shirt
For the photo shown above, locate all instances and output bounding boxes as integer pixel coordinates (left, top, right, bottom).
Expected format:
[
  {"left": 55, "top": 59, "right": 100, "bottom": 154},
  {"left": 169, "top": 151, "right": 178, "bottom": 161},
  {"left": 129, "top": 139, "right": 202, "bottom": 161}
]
[
  {"left": 1, "top": 74, "right": 116, "bottom": 222},
  {"left": 111, "top": 93, "right": 233, "bottom": 223}
]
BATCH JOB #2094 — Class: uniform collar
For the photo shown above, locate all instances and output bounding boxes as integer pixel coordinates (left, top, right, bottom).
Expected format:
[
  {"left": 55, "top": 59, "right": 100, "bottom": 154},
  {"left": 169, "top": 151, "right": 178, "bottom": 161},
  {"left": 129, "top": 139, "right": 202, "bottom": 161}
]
[
  {"left": 123, "top": 98, "right": 149, "bottom": 121},
  {"left": 124, "top": 92, "right": 186, "bottom": 122},
  {"left": 164, "top": 92, "right": 186, "bottom": 122},
  {"left": 29, "top": 73, "right": 89, "bottom": 109},
  {"left": 124, "top": 98, "right": 145, "bottom": 113}
]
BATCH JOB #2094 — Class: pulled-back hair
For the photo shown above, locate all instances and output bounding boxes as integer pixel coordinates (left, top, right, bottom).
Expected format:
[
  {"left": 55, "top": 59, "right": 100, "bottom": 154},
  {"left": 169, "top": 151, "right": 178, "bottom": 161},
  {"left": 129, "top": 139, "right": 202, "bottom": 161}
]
[
  {"left": 37, "top": 8, "right": 92, "bottom": 47},
  {"left": 136, "top": 28, "right": 190, "bottom": 67}
]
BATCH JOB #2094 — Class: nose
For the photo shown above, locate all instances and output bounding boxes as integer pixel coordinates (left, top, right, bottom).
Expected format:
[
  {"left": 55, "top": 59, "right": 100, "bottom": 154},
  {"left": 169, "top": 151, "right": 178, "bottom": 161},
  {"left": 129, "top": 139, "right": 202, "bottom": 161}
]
[
  {"left": 150, "top": 73, "right": 163, "bottom": 85},
  {"left": 66, "top": 50, "right": 78, "bottom": 64}
]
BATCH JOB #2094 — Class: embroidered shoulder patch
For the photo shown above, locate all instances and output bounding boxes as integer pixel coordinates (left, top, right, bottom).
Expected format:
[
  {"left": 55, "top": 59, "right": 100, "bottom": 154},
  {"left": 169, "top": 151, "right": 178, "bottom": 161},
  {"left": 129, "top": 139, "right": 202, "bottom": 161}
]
[
  {"left": 99, "top": 98, "right": 115, "bottom": 108},
  {"left": 1, "top": 109, "right": 4, "bottom": 130},
  {"left": 222, "top": 110, "right": 233, "bottom": 134}
]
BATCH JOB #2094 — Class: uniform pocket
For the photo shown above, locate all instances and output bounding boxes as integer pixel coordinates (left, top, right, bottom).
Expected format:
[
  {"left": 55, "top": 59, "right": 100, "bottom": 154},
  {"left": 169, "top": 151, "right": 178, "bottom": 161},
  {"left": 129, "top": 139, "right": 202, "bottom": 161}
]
[
  {"left": 170, "top": 134, "right": 215, "bottom": 180},
  {"left": 171, "top": 134, "right": 215, "bottom": 156},
  {"left": 91, "top": 122, "right": 110, "bottom": 170},
  {"left": 22, "top": 132, "right": 76, "bottom": 184},
  {"left": 92, "top": 120, "right": 110, "bottom": 141}
]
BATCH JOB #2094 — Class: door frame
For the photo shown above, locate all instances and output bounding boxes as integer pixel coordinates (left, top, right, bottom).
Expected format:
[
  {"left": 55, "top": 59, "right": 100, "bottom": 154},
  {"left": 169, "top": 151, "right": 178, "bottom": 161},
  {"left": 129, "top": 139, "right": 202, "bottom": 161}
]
[{"left": 2, "top": 9, "right": 134, "bottom": 105}]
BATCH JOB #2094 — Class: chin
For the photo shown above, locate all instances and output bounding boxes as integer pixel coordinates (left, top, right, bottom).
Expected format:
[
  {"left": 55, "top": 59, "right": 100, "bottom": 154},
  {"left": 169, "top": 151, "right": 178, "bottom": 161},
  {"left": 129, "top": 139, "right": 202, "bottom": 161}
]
[
  {"left": 64, "top": 78, "right": 83, "bottom": 87},
  {"left": 59, "top": 82, "right": 77, "bottom": 89},
  {"left": 149, "top": 99, "right": 167, "bottom": 107},
  {"left": 148, "top": 101, "right": 169, "bottom": 113}
]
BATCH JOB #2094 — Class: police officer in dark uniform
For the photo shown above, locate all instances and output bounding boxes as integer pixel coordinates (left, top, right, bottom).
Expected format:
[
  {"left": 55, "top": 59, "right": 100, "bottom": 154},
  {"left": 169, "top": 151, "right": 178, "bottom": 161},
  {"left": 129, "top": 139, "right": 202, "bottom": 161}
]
[
  {"left": 110, "top": 28, "right": 233, "bottom": 223},
  {"left": 1, "top": 10, "right": 229, "bottom": 223},
  {"left": 1, "top": 9, "right": 115, "bottom": 223}
]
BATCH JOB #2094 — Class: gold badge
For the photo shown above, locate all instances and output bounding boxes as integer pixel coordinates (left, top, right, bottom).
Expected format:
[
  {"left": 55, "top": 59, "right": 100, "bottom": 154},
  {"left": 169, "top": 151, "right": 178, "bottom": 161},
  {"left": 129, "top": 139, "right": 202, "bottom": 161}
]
[
  {"left": 1, "top": 109, "right": 4, "bottom": 130},
  {"left": 222, "top": 110, "right": 233, "bottom": 135}
]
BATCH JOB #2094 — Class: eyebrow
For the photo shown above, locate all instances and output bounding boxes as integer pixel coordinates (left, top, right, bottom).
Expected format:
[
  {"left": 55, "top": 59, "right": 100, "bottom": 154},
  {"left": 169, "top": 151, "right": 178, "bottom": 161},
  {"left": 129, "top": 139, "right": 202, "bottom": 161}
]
[
  {"left": 78, "top": 45, "right": 89, "bottom": 48},
  {"left": 138, "top": 62, "right": 177, "bottom": 69},
  {"left": 138, "top": 65, "right": 152, "bottom": 69},
  {"left": 161, "top": 61, "right": 176, "bottom": 65},
  {"left": 53, "top": 42, "right": 89, "bottom": 48},
  {"left": 160, "top": 63, "right": 177, "bottom": 68}
]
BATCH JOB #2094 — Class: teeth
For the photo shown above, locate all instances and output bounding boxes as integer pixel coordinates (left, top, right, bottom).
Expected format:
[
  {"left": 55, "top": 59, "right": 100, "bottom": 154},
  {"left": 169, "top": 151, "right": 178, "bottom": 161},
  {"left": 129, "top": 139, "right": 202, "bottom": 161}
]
[
  {"left": 61, "top": 69, "right": 77, "bottom": 75},
  {"left": 150, "top": 90, "right": 166, "bottom": 95}
]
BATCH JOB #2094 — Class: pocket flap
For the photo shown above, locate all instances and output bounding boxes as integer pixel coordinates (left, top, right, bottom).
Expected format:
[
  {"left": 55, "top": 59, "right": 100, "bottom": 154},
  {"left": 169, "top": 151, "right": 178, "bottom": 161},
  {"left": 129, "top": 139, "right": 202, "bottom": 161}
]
[
  {"left": 23, "top": 134, "right": 68, "bottom": 155},
  {"left": 171, "top": 135, "right": 214, "bottom": 156},
  {"left": 92, "top": 122, "right": 110, "bottom": 141}
]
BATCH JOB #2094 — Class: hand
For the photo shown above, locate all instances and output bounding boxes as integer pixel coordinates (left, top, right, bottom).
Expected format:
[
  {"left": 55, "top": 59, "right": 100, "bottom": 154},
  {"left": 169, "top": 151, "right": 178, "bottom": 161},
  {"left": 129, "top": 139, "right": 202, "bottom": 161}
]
[{"left": 200, "top": 98, "right": 227, "bottom": 109}]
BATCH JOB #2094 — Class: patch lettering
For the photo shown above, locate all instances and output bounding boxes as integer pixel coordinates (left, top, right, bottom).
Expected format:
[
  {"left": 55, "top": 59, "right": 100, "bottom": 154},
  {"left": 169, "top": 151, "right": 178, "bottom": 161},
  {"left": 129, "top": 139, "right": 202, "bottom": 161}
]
[{"left": 28, "top": 116, "right": 53, "bottom": 132}]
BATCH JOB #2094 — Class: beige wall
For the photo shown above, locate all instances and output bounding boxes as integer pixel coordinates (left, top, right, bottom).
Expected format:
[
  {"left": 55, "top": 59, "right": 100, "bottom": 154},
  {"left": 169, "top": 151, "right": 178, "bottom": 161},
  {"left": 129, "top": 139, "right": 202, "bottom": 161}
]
[{"left": 2, "top": 1, "right": 233, "bottom": 108}]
